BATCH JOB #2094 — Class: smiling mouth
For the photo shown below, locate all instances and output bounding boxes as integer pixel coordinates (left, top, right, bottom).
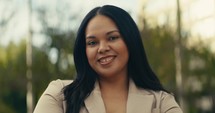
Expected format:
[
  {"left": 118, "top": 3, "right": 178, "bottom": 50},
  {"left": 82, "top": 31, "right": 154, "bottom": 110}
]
[{"left": 98, "top": 56, "right": 115, "bottom": 65}]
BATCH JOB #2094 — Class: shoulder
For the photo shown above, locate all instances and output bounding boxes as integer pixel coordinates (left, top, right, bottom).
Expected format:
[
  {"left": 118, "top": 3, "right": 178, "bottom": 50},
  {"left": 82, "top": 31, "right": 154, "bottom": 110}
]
[
  {"left": 147, "top": 90, "right": 183, "bottom": 113},
  {"left": 138, "top": 89, "right": 176, "bottom": 104},
  {"left": 33, "top": 79, "right": 73, "bottom": 113},
  {"left": 147, "top": 90, "right": 174, "bottom": 101},
  {"left": 44, "top": 79, "right": 73, "bottom": 100}
]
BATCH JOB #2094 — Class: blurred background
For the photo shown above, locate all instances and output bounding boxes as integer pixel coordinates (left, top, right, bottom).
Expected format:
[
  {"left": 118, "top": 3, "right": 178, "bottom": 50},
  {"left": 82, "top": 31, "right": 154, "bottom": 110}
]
[{"left": 0, "top": 0, "right": 214, "bottom": 113}]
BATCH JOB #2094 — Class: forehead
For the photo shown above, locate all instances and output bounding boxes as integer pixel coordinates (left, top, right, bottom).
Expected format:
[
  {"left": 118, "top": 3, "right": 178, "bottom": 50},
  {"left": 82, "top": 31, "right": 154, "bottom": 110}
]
[{"left": 85, "top": 15, "right": 119, "bottom": 35}]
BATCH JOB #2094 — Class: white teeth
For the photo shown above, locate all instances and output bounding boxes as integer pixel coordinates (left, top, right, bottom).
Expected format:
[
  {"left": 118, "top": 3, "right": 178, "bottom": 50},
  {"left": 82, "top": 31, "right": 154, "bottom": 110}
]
[{"left": 99, "top": 57, "right": 114, "bottom": 63}]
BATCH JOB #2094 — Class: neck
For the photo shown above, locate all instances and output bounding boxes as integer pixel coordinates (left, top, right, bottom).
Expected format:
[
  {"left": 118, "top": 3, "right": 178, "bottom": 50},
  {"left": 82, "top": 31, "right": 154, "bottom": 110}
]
[
  {"left": 98, "top": 74, "right": 129, "bottom": 113},
  {"left": 98, "top": 75, "right": 129, "bottom": 93}
]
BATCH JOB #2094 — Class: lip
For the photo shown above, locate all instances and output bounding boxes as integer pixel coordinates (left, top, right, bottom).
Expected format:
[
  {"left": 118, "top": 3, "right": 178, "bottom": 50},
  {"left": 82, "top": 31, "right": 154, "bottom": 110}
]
[{"left": 97, "top": 55, "right": 116, "bottom": 65}]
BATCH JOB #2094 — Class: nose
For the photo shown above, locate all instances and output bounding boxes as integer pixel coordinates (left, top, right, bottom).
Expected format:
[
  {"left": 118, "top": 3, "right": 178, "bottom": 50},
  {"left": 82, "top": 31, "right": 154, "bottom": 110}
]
[{"left": 98, "top": 41, "right": 110, "bottom": 54}]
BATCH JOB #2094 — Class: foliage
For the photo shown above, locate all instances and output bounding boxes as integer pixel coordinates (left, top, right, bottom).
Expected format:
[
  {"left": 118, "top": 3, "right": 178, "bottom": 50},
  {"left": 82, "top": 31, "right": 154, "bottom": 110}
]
[
  {"left": 183, "top": 43, "right": 215, "bottom": 113},
  {"left": 140, "top": 21, "right": 215, "bottom": 112},
  {"left": 141, "top": 25, "right": 177, "bottom": 92},
  {"left": 0, "top": 41, "right": 27, "bottom": 113},
  {"left": 0, "top": 37, "right": 76, "bottom": 113}
]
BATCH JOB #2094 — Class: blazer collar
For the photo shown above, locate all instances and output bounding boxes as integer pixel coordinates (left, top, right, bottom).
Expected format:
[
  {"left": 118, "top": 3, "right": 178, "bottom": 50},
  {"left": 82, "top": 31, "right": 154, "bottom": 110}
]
[
  {"left": 84, "top": 79, "right": 155, "bottom": 113},
  {"left": 84, "top": 81, "right": 106, "bottom": 113},
  {"left": 126, "top": 79, "right": 155, "bottom": 113}
]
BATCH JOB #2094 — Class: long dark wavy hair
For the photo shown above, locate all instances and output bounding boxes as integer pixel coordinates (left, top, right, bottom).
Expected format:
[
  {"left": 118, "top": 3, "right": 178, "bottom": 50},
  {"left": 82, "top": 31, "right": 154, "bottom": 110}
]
[{"left": 64, "top": 5, "right": 166, "bottom": 113}]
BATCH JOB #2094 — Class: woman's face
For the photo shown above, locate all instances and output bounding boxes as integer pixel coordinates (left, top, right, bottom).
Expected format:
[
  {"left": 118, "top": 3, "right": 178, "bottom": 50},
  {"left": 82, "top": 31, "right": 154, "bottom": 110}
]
[{"left": 85, "top": 15, "right": 129, "bottom": 80}]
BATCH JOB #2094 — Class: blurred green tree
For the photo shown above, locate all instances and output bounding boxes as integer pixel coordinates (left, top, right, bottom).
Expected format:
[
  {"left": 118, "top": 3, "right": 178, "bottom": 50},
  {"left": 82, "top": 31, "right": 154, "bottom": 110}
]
[
  {"left": 140, "top": 20, "right": 215, "bottom": 113},
  {"left": 0, "top": 41, "right": 27, "bottom": 113},
  {"left": 0, "top": 35, "right": 76, "bottom": 113},
  {"left": 141, "top": 24, "right": 177, "bottom": 92},
  {"left": 31, "top": 2, "right": 78, "bottom": 106},
  {"left": 183, "top": 42, "right": 215, "bottom": 113}
]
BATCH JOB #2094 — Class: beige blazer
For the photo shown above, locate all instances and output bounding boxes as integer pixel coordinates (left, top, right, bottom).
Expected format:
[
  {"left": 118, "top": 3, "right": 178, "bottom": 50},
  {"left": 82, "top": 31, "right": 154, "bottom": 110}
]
[{"left": 33, "top": 79, "right": 183, "bottom": 113}]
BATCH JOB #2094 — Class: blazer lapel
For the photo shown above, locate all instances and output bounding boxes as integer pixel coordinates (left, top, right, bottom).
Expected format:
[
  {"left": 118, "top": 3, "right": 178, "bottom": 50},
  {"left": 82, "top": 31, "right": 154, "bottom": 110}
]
[
  {"left": 126, "top": 80, "right": 155, "bottom": 113},
  {"left": 84, "top": 79, "right": 155, "bottom": 113},
  {"left": 84, "top": 81, "right": 106, "bottom": 113}
]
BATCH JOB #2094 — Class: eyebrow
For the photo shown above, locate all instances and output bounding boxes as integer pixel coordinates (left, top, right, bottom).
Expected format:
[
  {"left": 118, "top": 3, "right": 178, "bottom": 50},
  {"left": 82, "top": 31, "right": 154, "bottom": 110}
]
[
  {"left": 106, "top": 30, "right": 119, "bottom": 35},
  {"left": 86, "top": 30, "right": 119, "bottom": 39}
]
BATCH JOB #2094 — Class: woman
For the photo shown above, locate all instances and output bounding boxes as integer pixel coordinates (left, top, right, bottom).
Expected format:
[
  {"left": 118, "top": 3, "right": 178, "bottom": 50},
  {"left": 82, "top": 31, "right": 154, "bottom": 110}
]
[{"left": 33, "top": 5, "right": 183, "bottom": 113}]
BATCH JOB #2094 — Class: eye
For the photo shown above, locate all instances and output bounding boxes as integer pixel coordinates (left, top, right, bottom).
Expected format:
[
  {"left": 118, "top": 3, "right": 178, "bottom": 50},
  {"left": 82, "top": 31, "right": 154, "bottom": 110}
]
[
  {"left": 86, "top": 40, "right": 97, "bottom": 46},
  {"left": 108, "top": 35, "right": 119, "bottom": 41}
]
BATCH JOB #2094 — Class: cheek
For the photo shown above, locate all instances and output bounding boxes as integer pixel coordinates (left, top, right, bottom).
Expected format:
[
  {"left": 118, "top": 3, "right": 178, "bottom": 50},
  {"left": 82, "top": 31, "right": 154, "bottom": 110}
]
[
  {"left": 118, "top": 42, "right": 129, "bottom": 56},
  {"left": 119, "top": 45, "right": 129, "bottom": 62},
  {"left": 86, "top": 48, "right": 91, "bottom": 60},
  {"left": 86, "top": 48, "right": 96, "bottom": 61}
]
